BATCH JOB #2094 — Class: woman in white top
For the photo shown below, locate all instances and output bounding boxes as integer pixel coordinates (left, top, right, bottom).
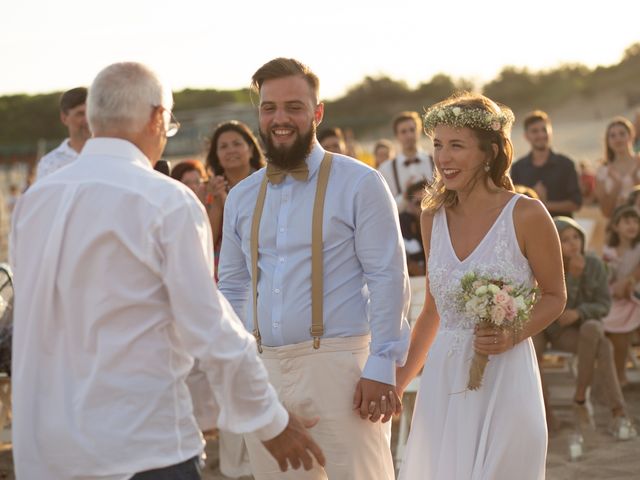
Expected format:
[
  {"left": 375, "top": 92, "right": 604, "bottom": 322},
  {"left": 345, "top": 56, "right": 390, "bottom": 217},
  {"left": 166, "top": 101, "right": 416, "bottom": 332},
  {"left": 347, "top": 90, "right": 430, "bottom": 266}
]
[
  {"left": 397, "top": 92, "right": 566, "bottom": 480},
  {"left": 595, "top": 117, "right": 640, "bottom": 218}
]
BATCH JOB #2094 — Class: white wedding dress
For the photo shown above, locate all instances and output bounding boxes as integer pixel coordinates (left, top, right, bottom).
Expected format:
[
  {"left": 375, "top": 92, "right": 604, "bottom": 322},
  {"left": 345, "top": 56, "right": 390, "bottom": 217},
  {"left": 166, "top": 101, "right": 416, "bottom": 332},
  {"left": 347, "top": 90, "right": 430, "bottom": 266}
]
[{"left": 399, "top": 194, "right": 547, "bottom": 480}]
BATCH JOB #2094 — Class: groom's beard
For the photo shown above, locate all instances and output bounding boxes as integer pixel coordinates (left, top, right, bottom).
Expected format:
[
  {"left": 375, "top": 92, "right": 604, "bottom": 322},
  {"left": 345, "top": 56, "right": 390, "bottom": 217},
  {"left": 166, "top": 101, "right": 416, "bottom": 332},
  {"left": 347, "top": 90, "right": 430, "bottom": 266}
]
[{"left": 260, "top": 122, "right": 316, "bottom": 170}]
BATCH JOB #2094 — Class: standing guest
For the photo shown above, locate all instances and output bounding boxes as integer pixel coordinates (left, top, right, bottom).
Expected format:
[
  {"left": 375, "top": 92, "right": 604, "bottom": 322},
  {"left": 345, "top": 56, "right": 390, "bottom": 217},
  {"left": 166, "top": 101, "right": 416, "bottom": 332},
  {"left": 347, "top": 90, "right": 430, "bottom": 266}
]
[
  {"left": 379, "top": 111, "right": 433, "bottom": 205},
  {"left": 511, "top": 110, "right": 582, "bottom": 217},
  {"left": 399, "top": 181, "right": 427, "bottom": 276},
  {"left": 594, "top": 117, "right": 640, "bottom": 218},
  {"left": 10, "top": 61, "right": 324, "bottom": 479},
  {"left": 219, "top": 57, "right": 410, "bottom": 480},
  {"left": 533, "top": 217, "right": 634, "bottom": 438},
  {"left": 601, "top": 206, "right": 640, "bottom": 388},
  {"left": 206, "top": 121, "right": 265, "bottom": 263},
  {"left": 36, "top": 87, "right": 91, "bottom": 181},
  {"left": 317, "top": 127, "right": 346, "bottom": 154},
  {"left": 397, "top": 93, "right": 566, "bottom": 479},
  {"left": 373, "top": 138, "right": 394, "bottom": 169}
]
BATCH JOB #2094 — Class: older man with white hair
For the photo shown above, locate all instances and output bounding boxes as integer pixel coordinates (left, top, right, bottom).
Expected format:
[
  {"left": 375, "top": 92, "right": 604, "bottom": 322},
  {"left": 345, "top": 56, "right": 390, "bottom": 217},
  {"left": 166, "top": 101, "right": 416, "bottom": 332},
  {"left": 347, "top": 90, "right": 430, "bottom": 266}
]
[{"left": 10, "top": 62, "right": 324, "bottom": 480}]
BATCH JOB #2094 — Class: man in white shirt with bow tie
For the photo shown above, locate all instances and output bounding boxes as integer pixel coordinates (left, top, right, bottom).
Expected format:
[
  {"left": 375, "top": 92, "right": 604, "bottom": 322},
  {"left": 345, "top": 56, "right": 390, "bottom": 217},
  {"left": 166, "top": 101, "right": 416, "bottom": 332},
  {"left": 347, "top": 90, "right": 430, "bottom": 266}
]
[
  {"left": 10, "top": 61, "right": 324, "bottom": 480},
  {"left": 379, "top": 111, "right": 434, "bottom": 206},
  {"left": 219, "top": 57, "right": 411, "bottom": 480}
]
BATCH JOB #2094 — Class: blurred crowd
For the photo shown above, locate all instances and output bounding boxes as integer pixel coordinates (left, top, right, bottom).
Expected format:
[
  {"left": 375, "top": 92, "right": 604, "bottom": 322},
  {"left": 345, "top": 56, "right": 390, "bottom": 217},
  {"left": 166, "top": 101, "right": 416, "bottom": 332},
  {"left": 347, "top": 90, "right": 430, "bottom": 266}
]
[{"left": 5, "top": 86, "right": 640, "bottom": 465}]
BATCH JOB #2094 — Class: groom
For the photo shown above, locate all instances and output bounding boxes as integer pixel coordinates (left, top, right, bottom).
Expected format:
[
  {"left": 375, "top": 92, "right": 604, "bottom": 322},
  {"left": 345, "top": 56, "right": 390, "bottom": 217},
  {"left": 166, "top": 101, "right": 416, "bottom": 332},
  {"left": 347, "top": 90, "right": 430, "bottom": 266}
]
[{"left": 218, "top": 57, "right": 411, "bottom": 479}]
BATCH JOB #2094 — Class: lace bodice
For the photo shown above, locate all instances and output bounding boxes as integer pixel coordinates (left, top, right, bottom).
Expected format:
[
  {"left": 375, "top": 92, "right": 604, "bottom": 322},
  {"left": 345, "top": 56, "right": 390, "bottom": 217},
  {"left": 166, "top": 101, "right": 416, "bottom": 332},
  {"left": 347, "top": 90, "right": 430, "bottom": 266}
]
[{"left": 428, "top": 194, "right": 534, "bottom": 332}]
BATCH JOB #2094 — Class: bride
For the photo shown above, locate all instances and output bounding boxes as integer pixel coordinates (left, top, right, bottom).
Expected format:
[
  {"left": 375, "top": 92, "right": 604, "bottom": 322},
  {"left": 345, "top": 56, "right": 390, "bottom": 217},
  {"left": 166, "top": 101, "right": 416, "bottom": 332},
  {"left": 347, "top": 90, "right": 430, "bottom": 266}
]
[{"left": 397, "top": 93, "right": 566, "bottom": 479}]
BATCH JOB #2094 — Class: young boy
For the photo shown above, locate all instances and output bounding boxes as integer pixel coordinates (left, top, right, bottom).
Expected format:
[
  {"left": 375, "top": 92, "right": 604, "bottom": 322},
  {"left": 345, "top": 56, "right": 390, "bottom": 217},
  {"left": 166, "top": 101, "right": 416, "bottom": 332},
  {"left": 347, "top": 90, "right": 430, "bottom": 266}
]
[{"left": 533, "top": 216, "right": 635, "bottom": 439}]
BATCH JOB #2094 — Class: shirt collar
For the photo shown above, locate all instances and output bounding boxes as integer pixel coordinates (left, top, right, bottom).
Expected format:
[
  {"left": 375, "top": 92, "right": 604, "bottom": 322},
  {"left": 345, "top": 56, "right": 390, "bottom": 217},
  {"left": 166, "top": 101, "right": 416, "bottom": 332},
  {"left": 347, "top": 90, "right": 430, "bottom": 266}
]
[
  {"left": 79, "top": 137, "right": 154, "bottom": 170},
  {"left": 59, "top": 138, "right": 80, "bottom": 157},
  {"left": 306, "top": 141, "right": 325, "bottom": 179}
]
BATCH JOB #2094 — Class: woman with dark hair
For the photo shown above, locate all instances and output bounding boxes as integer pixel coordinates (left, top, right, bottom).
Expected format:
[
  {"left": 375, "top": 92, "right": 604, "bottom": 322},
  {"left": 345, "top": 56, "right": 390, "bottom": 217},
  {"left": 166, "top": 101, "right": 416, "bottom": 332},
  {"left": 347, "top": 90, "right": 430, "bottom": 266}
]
[
  {"left": 594, "top": 117, "right": 640, "bottom": 218},
  {"left": 397, "top": 93, "right": 566, "bottom": 479},
  {"left": 205, "top": 121, "right": 265, "bottom": 256}
]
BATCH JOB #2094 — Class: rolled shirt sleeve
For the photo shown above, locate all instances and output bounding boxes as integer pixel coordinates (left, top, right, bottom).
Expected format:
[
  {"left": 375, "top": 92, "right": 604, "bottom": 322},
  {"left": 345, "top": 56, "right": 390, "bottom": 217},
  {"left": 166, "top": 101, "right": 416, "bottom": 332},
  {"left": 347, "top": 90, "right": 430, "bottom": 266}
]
[
  {"left": 160, "top": 197, "right": 287, "bottom": 440},
  {"left": 354, "top": 170, "right": 411, "bottom": 385}
]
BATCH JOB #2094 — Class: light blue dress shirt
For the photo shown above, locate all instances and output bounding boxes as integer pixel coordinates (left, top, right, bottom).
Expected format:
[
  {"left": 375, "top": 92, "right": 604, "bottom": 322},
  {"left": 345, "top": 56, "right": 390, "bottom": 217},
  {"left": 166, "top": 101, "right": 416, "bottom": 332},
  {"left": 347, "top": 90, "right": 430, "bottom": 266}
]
[{"left": 218, "top": 143, "right": 411, "bottom": 385}]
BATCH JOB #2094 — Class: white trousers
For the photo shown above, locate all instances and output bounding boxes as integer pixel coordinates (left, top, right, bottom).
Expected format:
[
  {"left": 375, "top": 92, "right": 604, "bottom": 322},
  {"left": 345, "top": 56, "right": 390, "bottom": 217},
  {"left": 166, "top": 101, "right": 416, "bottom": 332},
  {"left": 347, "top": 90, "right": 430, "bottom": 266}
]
[{"left": 244, "top": 335, "right": 395, "bottom": 480}]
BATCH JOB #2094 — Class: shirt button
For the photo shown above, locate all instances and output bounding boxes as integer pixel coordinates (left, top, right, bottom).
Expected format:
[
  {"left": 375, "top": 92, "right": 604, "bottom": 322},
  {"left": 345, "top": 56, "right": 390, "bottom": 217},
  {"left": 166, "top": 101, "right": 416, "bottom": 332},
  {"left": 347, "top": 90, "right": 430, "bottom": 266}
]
[
  {"left": 274, "top": 288, "right": 281, "bottom": 294},
  {"left": 279, "top": 257, "right": 285, "bottom": 263},
  {"left": 279, "top": 227, "right": 285, "bottom": 233}
]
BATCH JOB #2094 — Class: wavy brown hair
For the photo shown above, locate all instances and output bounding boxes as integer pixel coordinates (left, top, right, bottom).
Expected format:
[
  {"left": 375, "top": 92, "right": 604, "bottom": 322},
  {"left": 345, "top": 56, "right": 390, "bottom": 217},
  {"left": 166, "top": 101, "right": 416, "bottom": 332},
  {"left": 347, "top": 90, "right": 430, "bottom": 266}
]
[
  {"left": 604, "top": 116, "right": 636, "bottom": 164},
  {"left": 422, "top": 92, "right": 515, "bottom": 213}
]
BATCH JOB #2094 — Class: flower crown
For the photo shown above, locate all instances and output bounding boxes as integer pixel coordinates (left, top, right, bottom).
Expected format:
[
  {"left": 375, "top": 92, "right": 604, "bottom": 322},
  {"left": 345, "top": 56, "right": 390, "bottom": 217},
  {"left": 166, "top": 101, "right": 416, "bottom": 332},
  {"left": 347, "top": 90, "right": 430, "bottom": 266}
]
[{"left": 423, "top": 105, "right": 515, "bottom": 136}]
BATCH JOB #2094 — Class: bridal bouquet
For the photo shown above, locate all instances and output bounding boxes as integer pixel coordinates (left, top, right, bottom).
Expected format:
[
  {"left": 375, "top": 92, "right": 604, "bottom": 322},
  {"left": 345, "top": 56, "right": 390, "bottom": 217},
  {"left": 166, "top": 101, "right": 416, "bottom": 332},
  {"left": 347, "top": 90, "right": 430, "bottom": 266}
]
[{"left": 459, "top": 272, "right": 538, "bottom": 390}]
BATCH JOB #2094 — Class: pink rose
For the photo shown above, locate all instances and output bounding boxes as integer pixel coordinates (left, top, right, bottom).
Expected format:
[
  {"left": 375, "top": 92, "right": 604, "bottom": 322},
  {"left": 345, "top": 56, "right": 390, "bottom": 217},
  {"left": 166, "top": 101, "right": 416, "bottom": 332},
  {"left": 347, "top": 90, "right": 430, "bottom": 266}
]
[
  {"left": 494, "top": 290, "right": 510, "bottom": 306},
  {"left": 490, "top": 305, "right": 507, "bottom": 326},
  {"left": 505, "top": 298, "right": 517, "bottom": 321}
]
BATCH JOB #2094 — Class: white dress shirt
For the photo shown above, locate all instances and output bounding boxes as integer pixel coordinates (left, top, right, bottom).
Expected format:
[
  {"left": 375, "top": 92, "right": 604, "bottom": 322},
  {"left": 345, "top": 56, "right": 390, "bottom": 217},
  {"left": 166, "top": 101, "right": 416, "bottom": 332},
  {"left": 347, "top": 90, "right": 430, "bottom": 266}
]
[
  {"left": 35, "top": 138, "right": 79, "bottom": 180},
  {"left": 219, "top": 143, "right": 411, "bottom": 386},
  {"left": 378, "top": 150, "right": 433, "bottom": 205},
  {"left": 10, "top": 138, "right": 288, "bottom": 480}
]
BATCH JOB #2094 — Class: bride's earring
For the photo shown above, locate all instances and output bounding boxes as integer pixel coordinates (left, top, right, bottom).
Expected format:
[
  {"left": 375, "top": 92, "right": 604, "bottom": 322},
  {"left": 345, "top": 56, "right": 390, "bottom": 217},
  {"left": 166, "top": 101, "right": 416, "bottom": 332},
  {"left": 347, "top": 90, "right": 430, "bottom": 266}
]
[{"left": 484, "top": 161, "right": 490, "bottom": 173}]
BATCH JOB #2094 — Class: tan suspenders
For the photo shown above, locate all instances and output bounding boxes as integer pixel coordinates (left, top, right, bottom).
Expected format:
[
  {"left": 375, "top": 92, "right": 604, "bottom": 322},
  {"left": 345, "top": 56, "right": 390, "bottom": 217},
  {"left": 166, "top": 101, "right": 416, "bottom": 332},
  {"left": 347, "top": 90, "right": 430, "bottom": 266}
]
[{"left": 250, "top": 153, "right": 333, "bottom": 353}]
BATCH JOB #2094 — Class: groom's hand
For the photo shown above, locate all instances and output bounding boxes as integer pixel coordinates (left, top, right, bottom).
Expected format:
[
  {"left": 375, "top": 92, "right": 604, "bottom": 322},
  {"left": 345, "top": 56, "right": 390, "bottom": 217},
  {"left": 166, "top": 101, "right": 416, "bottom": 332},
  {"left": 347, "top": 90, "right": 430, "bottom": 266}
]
[
  {"left": 262, "top": 412, "right": 326, "bottom": 472},
  {"left": 353, "top": 378, "right": 402, "bottom": 423}
]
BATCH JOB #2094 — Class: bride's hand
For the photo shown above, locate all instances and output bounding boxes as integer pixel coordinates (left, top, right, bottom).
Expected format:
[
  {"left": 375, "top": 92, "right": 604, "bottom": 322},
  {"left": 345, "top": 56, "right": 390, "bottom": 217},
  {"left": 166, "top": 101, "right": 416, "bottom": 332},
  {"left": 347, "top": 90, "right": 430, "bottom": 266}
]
[{"left": 473, "top": 325, "right": 514, "bottom": 355}]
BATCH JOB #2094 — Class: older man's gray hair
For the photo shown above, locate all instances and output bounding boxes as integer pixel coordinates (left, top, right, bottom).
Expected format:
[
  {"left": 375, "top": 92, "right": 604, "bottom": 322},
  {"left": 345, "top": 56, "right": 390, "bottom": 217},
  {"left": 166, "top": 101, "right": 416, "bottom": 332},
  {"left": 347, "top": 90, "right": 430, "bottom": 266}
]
[{"left": 87, "top": 62, "right": 173, "bottom": 135}]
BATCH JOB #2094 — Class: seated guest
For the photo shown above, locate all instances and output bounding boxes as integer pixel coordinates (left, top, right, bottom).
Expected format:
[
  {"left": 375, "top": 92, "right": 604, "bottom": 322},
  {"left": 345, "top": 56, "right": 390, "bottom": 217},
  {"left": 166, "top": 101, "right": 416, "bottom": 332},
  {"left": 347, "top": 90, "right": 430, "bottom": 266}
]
[
  {"left": 533, "top": 216, "right": 635, "bottom": 439},
  {"left": 601, "top": 206, "right": 640, "bottom": 388}
]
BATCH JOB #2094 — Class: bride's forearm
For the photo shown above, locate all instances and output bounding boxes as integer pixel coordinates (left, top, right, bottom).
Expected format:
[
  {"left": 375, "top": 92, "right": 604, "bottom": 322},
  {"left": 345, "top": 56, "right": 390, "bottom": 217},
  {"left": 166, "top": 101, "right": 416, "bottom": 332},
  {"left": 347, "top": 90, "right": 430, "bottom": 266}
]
[{"left": 516, "top": 291, "right": 566, "bottom": 343}]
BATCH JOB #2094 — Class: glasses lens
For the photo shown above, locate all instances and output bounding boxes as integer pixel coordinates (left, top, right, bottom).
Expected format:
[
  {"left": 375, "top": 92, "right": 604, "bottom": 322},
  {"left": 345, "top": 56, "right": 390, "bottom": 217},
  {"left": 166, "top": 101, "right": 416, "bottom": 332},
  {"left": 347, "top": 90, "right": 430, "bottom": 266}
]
[{"left": 162, "top": 108, "right": 180, "bottom": 138}]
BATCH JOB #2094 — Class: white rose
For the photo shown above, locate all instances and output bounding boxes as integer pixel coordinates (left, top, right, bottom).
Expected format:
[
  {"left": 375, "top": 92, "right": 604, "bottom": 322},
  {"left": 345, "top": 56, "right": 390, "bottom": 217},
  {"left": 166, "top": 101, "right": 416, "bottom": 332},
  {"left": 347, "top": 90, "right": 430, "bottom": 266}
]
[
  {"left": 515, "top": 295, "right": 526, "bottom": 310},
  {"left": 487, "top": 284, "right": 500, "bottom": 295},
  {"left": 452, "top": 107, "right": 462, "bottom": 116},
  {"left": 490, "top": 305, "right": 506, "bottom": 326},
  {"left": 475, "top": 285, "right": 488, "bottom": 296},
  {"left": 466, "top": 297, "right": 488, "bottom": 317}
]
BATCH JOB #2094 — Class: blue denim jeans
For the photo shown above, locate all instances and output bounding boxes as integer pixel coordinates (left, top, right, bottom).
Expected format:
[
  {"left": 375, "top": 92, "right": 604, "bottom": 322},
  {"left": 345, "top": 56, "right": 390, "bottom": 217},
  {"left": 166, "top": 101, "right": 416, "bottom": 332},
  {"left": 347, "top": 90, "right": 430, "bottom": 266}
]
[{"left": 131, "top": 456, "right": 201, "bottom": 479}]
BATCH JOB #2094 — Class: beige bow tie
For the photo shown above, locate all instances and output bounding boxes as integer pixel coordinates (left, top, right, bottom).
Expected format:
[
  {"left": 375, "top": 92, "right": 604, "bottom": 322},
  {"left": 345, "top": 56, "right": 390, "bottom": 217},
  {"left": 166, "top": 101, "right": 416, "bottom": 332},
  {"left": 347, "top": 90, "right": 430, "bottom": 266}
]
[{"left": 265, "top": 162, "right": 309, "bottom": 184}]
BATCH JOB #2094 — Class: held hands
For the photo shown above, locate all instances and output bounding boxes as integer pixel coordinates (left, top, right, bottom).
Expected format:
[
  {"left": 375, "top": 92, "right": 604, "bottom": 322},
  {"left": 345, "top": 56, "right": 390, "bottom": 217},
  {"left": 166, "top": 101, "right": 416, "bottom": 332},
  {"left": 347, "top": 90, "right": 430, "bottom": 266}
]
[
  {"left": 261, "top": 411, "right": 326, "bottom": 472},
  {"left": 353, "top": 378, "right": 402, "bottom": 423},
  {"left": 473, "top": 325, "right": 516, "bottom": 356}
]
